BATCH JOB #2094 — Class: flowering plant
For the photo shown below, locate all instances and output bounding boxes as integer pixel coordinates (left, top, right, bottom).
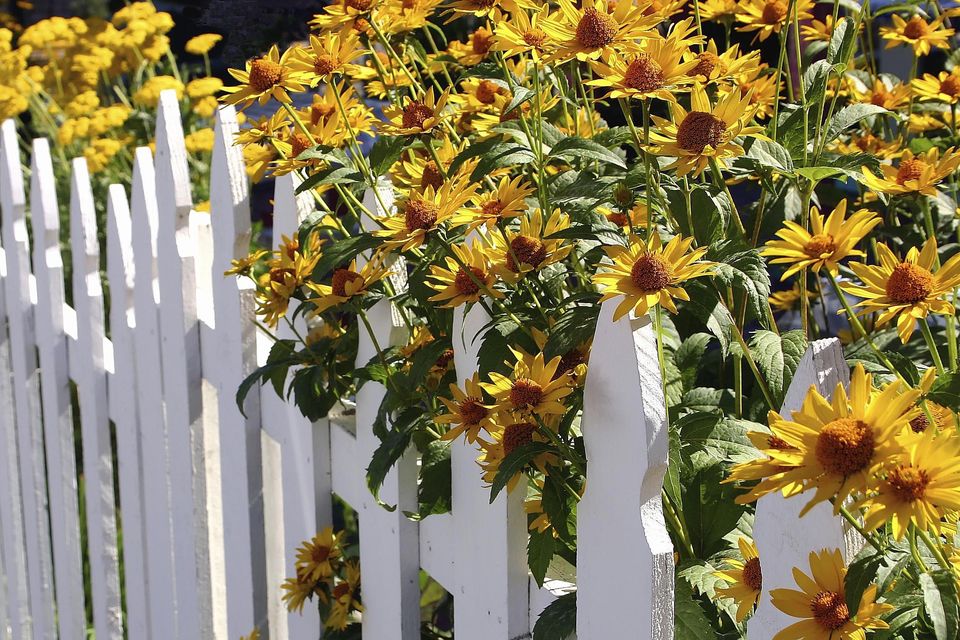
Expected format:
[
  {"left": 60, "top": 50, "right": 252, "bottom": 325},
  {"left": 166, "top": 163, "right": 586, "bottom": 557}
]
[{"left": 225, "top": 0, "right": 960, "bottom": 636}]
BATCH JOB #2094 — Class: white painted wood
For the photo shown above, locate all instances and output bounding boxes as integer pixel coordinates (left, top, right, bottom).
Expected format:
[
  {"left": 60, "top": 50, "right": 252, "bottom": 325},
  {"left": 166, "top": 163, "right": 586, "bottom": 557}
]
[
  {"left": 577, "top": 301, "right": 674, "bottom": 639},
  {"left": 105, "top": 183, "right": 151, "bottom": 638},
  {"left": 130, "top": 146, "right": 178, "bottom": 639},
  {"left": 261, "top": 172, "right": 323, "bottom": 638},
  {"left": 0, "top": 120, "right": 56, "bottom": 640},
  {"left": 354, "top": 181, "right": 420, "bottom": 640},
  {"left": 418, "top": 513, "right": 454, "bottom": 591},
  {"left": 530, "top": 579, "right": 577, "bottom": 637},
  {"left": 749, "top": 338, "right": 861, "bottom": 639},
  {"left": 0, "top": 539, "right": 7, "bottom": 640},
  {"left": 154, "top": 89, "right": 212, "bottom": 639},
  {"left": 69, "top": 157, "right": 123, "bottom": 639},
  {"left": 0, "top": 244, "right": 30, "bottom": 639},
  {"left": 329, "top": 419, "right": 364, "bottom": 508},
  {"left": 209, "top": 105, "right": 267, "bottom": 639},
  {"left": 450, "top": 303, "right": 529, "bottom": 639},
  {"left": 27, "top": 137, "right": 86, "bottom": 640}
]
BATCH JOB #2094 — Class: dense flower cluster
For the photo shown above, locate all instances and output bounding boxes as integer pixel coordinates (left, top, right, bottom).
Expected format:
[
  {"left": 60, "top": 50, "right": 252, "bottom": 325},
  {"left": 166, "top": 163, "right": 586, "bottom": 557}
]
[{"left": 221, "top": 0, "right": 960, "bottom": 636}]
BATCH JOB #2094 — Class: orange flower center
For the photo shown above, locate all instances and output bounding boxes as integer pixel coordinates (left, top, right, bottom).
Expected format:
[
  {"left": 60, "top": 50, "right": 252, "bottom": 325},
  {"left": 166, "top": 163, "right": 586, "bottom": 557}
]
[
  {"left": 332, "top": 582, "right": 350, "bottom": 599},
  {"left": 909, "top": 403, "right": 947, "bottom": 432},
  {"left": 510, "top": 377, "right": 544, "bottom": 410},
  {"left": 903, "top": 15, "right": 930, "bottom": 39},
  {"left": 761, "top": 0, "right": 788, "bottom": 24},
  {"left": 290, "top": 132, "right": 312, "bottom": 158},
  {"left": 353, "top": 17, "right": 372, "bottom": 33},
  {"left": 941, "top": 75, "right": 960, "bottom": 97},
  {"left": 810, "top": 591, "right": 850, "bottom": 631},
  {"left": 346, "top": 0, "right": 373, "bottom": 10},
  {"left": 869, "top": 91, "right": 889, "bottom": 107},
  {"left": 435, "top": 348, "right": 455, "bottom": 370},
  {"left": 472, "top": 27, "right": 493, "bottom": 55},
  {"left": 742, "top": 557, "right": 762, "bottom": 591},
  {"left": 576, "top": 7, "right": 618, "bottom": 48},
  {"left": 623, "top": 53, "right": 665, "bottom": 92},
  {"left": 331, "top": 268, "right": 362, "bottom": 297},
  {"left": 815, "top": 418, "right": 874, "bottom": 476},
  {"left": 482, "top": 198, "right": 505, "bottom": 218},
  {"left": 690, "top": 50, "right": 720, "bottom": 78},
  {"left": 631, "top": 253, "right": 672, "bottom": 292},
  {"left": 607, "top": 211, "right": 630, "bottom": 227},
  {"left": 311, "top": 545, "right": 331, "bottom": 563},
  {"left": 476, "top": 79, "right": 502, "bottom": 104},
  {"left": 523, "top": 28, "right": 547, "bottom": 48},
  {"left": 676, "top": 111, "right": 726, "bottom": 153},
  {"left": 895, "top": 158, "right": 926, "bottom": 184},
  {"left": 249, "top": 57, "right": 283, "bottom": 92},
  {"left": 404, "top": 198, "right": 439, "bottom": 231},
  {"left": 421, "top": 161, "right": 444, "bottom": 190},
  {"left": 458, "top": 397, "right": 489, "bottom": 425},
  {"left": 506, "top": 235, "right": 547, "bottom": 272},
  {"left": 454, "top": 266, "right": 485, "bottom": 295},
  {"left": 401, "top": 101, "right": 434, "bottom": 130},
  {"left": 557, "top": 348, "right": 587, "bottom": 377},
  {"left": 887, "top": 464, "right": 930, "bottom": 502},
  {"left": 885, "top": 263, "right": 934, "bottom": 304},
  {"left": 314, "top": 54, "right": 338, "bottom": 76},
  {"left": 502, "top": 422, "right": 536, "bottom": 456},
  {"left": 804, "top": 233, "right": 836, "bottom": 258}
]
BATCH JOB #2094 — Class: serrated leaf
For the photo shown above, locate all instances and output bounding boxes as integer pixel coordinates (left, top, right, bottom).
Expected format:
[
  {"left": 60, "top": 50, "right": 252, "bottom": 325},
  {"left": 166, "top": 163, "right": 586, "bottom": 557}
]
[
  {"left": 674, "top": 578, "right": 715, "bottom": 639},
  {"left": 825, "top": 104, "right": 892, "bottom": 143},
  {"left": 528, "top": 528, "right": 556, "bottom": 587},
  {"left": 489, "top": 442, "right": 553, "bottom": 502},
  {"left": 827, "top": 17, "right": 856, "bottom": 65},
  {"left": 311, "top": 233, "right": 384, "bottom": 280},
  {"left": 921, "top": 570, "right": 959, "bottom": 640},
  {"left": 708, "top": 242, "right": 771, "bottom": 323},
  {"left": 844, "top": 550, "right": 884, "bottom": 614},
  {"left": 674, "top": 333, "right": 714, "bottom": 391},
  {"left": 549, "top": 136, "right": 627, "bottom": 169},
  {"left": 744, "top": 138, "right": 794, "bottom": 173},
  {"left": 544, "top": 304, "right": 600, "bottom": 358},
  {"left": 368, "top": 135, "right": 411, "bottom": 177},
  {"left": 448, "top": 137, "right": 535, "bottom": 177},
  {"left": 366, "top": 427, "right": 414, "bottom": 505},
  {"left": 533, "top": 591, "right": 576, "bottom": 640},
  {"left": 927, "top": 372, "right": 960, "bottom": 410},
  {"left": 750, "top": 330, "right": 807, "bottom": 405}
]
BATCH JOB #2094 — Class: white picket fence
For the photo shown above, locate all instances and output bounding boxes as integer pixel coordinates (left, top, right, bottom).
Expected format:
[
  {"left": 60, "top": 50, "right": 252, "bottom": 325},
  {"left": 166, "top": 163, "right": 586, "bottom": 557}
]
[{"left": 0, "top": 88, "right": 860, "bottom": 640}]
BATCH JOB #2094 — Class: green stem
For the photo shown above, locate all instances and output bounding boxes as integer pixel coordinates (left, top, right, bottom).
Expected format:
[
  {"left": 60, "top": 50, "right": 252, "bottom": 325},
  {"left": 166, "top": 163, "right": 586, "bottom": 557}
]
[{"left": 920, "top": 321, "right": 946, "bottom": 375}]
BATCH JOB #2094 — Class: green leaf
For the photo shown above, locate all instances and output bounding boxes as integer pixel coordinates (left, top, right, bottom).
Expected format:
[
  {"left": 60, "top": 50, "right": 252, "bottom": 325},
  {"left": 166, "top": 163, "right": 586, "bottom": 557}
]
[
  {"left": 549, "top": 136, "right": 627, "bottom": 169},
  {"left": 708, "top": 242, "right": 771, "bottom": 323},
  {"left": 750, "top": 330, "right": 807, "bottom": 406},
  {"left": 826, "top": 17, "right": 857, "bottom": 65},
  {"left": 927, "top": 372, "right": 960, "bottom": 410},
  {"left": 744, "top": 138, "right": 795, "bottom": 173},
  {"left": 235, "top": 339, "right": 299, "bottom": 416},
  {"left": 533, "top": 591, "right": 576, "bottom": 640},
  {"left": 844, "top": 550, "right": 884, "bottom": 614},
  {"left": 825, "top": 104, "right": 892, "bottom": 143},
  {"left": 368, "top": 135, "right": 411, "bottom": 177},
  {"left": 489, "top": 442, "right": 554, "bottom": 503},
  {"left": 448, "top": 137, "right": 535, "bottom": 177},
  {"left": 921, "top": 570, "right": 959, "bottom": 640},
  {"left": 296, "top": 165, "right": 364, "bottom": 194},
  {"left": 673, "top": 333, "right": 714, "bottom": 392},
  {"left": 311, "top": 234, "right": 384, "bottom": 280},
  {"left": 366, "top": 427, "right": 414, "bottom": 505},
  {"left": 528, "top": 528, "right": 556, "bottom": 588},
  {"left": 418, "top": 440, "right": 452, "bottom": 517},
  {"left": 674, "top": 578, "right": 715, "bottom": 639},
  {"left": 544, "top": 304, "right": 600, "bottom": 359}
]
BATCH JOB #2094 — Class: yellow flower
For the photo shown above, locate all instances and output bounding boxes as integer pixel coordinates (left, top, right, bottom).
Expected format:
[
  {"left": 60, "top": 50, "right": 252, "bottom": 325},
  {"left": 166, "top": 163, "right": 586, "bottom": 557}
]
[
  {"left": 391, "top": 138, "right": 462, "bottom": 192},
  {"left": 444, "top": 0, "right": 530, "bottom": 20},
  {"left": 487, "top": 208, "right": 573, "bottom": 282},
  {"left": 239, "top": 627, "right": 260, "bottom": 640},
  {"left": 83, "top": 138, "right": 123, "bottom": 173},
  {"left": 437, "top": 374, "right": 497, "bottom": 444},
  {"left": 861, "top": 429, "right": 960, "bottom": 540},
  {"left": 492, "top": 6, "right": 551, "bottom": 61},
  {"left": 801, "top": 15, "right": 854, "bottom": 42},
  {"left": 648, "top": 82, "right": 763, "bottom": 177},
  {"left": 309, "top": 0, "right": 378, "bottom": 32},
  {"left": 598, "top": 199, "right": 649, "bottom": 230},
  {"left": 243, "top": 144, "right": 276, "bottom": 183},
  {"left": 881, "top": 14, "right": 954, "bottom": 56},
  {"left": 184, "top": 128, "right": 214, "bottom": 154},
  {"left": 682, "top": 40, "right": 761, "bottom": 84},
  {"left": 843, "top": 238, "right": 960, "bottom": 343},
  {"left": 186, "top": 77, "right": 224, "bottom": 99},
  {"left": 326, "top": 561, "right": 362, "bottom": 631},
  {"left": 729, "top": 65, "right": 781, "bottom": 120},
  {"left": 281, "top": 567, "right": 322, "bottom": 613},
  {"left": 222, "top": 45, "right": 308, "bottom": 109},
  {"left": 375, "top": 175, "right": 477, "bottom": 252},
  {"left": 770, "top": 548, "right": 892, "bottom": 640},
  {"left": 288, "top": 31, "right": 365, "bottom": 86},
  {"left": 540, "top": 0, "right": 660, "bottom": 63},
  {"left": 224, "top": 249, "right": 269, "bottom": 277},
  {"left": 768, "top": 282, "right": 815, "bottom": 313},
  {"left": 851, "top": 77, "right": 911, "bottom": 111},
  {"left": 593, "top": 233, "right": 714, "bottom": 321},
  {"left": 588, "top": 37, "right": 699, "bottom": 102},
  {"left": 447, "top": 26, "right": 497, "bottom": 66},
  {"left": 732, "top": 364, "right": 919, "bottom": 513},
  {"left": 714, "top": 538, "right": 762, "bottom": 622},
  {"left": 255, "top": 234, "right": 322, "bottom": 328},
  {"left": 762, "top": 200, "right": 880, "bottom": 280},
  {"left": 294, "top": 528, "right": 342, "bottom": 583},
  {"left": 912, "top": 70, "right": 960, "bottom": 105},
  {"left": 427, "top": 241, "right": 501, "bottom": 308},
  {"left": 379, "top": 87, "right": 451, "bottom": 136},
  {"left": 698, "top": 0, "right": 740, "bottom": 24},
  {"left": 832, "top": 130, "right": 901, "bottom": 159},
  {"left": 305, "top": 256, "right": 392, "bottom": 315},
  {"left": 861, "top": 147, "right": 960, "bottom": 196},
  {"left": 481, "top": 349, "right": 574, "bottom": 418},
  {"left": 737, "top": 0, "right": 814, "bottom": 42},
  {"left": 477, "top": 418, "right": 557, "bottom": 491},
  {"left": 65, "top": 89, "right": 100, "bottom": 117},
  {"left": 133, "top": 75, "right": 183, "bottom": 108},
  {"left": 185, "top": 33, "right": 221, "bottom": 55}
]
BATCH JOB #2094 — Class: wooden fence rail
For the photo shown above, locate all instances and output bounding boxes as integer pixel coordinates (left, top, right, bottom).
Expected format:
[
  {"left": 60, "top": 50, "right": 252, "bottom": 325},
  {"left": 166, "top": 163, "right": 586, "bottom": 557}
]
[{"left": 0, "top": 89, "right": 855, "bottom": 639}]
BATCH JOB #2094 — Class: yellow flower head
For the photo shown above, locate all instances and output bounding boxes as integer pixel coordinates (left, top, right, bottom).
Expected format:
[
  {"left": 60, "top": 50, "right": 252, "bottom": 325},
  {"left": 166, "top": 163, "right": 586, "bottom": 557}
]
[
  {"left": 681, "top": 39, "right": 761, "bottom": 85},
  {"left": 222, "top": 45, "right": 308, "bottom": 110},
  {"left": 736, "top": 0, "right": 814, "bottom": 42},
  {"left": 133, "top": 75, "right": 183, "bottom": 108},
  {"left": 588, "top": 37, "right": 699, "bottom": 102},
  {"left": 375, "top": 173, "right": 478, "bottom": 251},
  {"left": 487, "top": 208, "right": 573, "bottom": 282},
  {"left": 379, "top": 87, "right": 451, "bottom": 136},
  {"left": 437, "top": 374, "right": 498, "bottom": 444},
  {"left": 714, "top": 538, "right": 762, "bottom": 622},
  {"left": 912, "top": 70, "right": 960, "bottom": 105},
  {"left": 185, "top": 33, "right": 221, "bottom": 55},
  {"left": 293, "top": 527, "right": 343, "bottom": 583},
  {"left": 861, "top": 147, "right": 960, "bottom": 196},
  {"left": 481, "top": 348, "right": 574, "bottom": 419},
  {"left": 427, "top": 240, "right": 502, "bottom": 308},
  {"left": 492, "top": 6, "right": 552, "bottom": 61},
  {"left": 305, "top": 254, "right": 392, "bottom": 315},
  {"left": 540, "top": 0, "right": 661, "bottom": 63},
  {"left": 289, "top": 30, "right": 365, "bottom": 86},
  {"left": 881, "top": 13, "right": 954, "bottom": 56}
]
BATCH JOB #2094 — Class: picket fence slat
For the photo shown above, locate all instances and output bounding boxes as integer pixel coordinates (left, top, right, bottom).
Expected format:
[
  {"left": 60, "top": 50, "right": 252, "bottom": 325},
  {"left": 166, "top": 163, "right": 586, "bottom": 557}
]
[
  {"left": 0, "top": 95, "right": 872, "bottom": 640},
  {"left": 27, "top": 137, "right": 86, "bottom": 640}
]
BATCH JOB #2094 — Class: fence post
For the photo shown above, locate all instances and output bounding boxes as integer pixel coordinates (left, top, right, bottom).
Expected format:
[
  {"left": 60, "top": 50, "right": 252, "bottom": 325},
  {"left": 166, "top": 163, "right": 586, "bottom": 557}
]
[
  {"left": 105, "top": 183, "right": 151, "bottom": 637},
  {"left": 27, "top": 137, "right": 86, "bottom": 640},
  {"left": 354, "top": 180, "right": 420, "bottom": 640},
  {"left": 209, "top": 104, "right": 267, "bottom": 638},
  {"left": 129, "top": 146, "right": 179, "bottom": 638},
  {"left": 748, "top": 338, "right": 861, "bottom": 639},
  {"left": 449, "top": 305, "right": 529, "bottom": 639},
  {"left": 577, "top": 301, "right": 674, "bottom": 639},
  {"left": 154, "top": 89, "right": 214, "bottom": 638},
  {"left": 69, "top": 157, "right": 123, "bottom": 639}
]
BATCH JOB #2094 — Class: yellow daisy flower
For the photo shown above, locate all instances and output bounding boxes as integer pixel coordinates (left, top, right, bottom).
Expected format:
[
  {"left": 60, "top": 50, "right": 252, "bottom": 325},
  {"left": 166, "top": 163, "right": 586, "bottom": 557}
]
[
  {"left": 309, "top": 0, "right": 378, "bottom": 32},
  {"left": 184, "top": 33, "right": 221, "bottom": 55},
  {"left": 861, "top": 147, "right": 960, "bottom": 196},
  {"left": 222, "top": 45, "right": 308, "bottom": 109},
  {"left": 293, "top": 528, "right": 342, "bottom": 583},
  {"left": 281, "top": 566, "right": 322, "bottom": 613},
  {"left": 851, "top": 77, "right": 911, "bottom": 111},
  {"left": 682, "top": 40, "right": 761, "bottom": 85},
  {"left": 770, "top": 548, "right": 892, "bottom": 640},
  {"left": 648, "top": 82, "right": 763, "bottom": 177},
  {"left": 481, "top": 349, "right": 574, "bottom": 418},
  {"left": 540, "top": 0, "right": 660, "bottom": 63},
  {"left": 437, "top": 374, "right": 497, "bottom": 444},
  {"left": 447, "top": 26, "right": 497, "bottom": 66},
  {"left": 880, "top": 14, "right": 954, "bottom": 56},
  {"left": 761, "top": 200, "right": 880, "bottom": 280},
  {"left": 451, "top": 174, "right": 534, "bottom": 231},
  {"left": 832, "top": 130, "right": 902, "bottom": 159},
  {"left": 598, "top": 199, "right": 650, "bottom": 230},
  {"left": 487, "top": 208, "right": 573, "bottom": 282},
  {"left": 305, "top": 255, "right": 392, "bottom": 315},
  {"left": 768, "top": 281, "right": 815, "bottom": 313},
  {"left": 801, "top": 15, "right": 853, "bottom": 42},
  {"left": 375, "top": 175, "right": 478, "bottom": 252},
  {"left": 699, "top": 0, "right": 740, "bottom": 24},
  {"left": 593, "top": 233, "right": 714, "bottom": 321},
  {"left": 736, "top": 0, "right": 814, "bottom": 42},
  {"left": 444, "top": 0, "right": 530, "bottom": 20},
  {"left": 714, "top": 538, "right": 762, "bottom": 622},
  {"left": 492, "top": 5, "right": 552, "bottom": 61},
  {"left": 255, "top": 234, "right": 322, "bottom": 328},
  {"left": 288, "top": 31, "right": 365, "bottom": 86},
  {"left": 725, "top": 428, "right": 804, "bottom": 503},
  {"left": 912, "top": 70, "right": 960, "bottom": 105},
  {"left": 380, "top": 87, "right": 451, "bottom": 136},
  {"left": 588, "top": 37, "right": 699, "bottom": 102},
  {"left": 843, "top": 238, "right": 960, "bottom": 343},
  {"left": 477, "top": 419, "right": 555, "bottom": 492},
  {"left": 326, "top": 561, "right": 362, "bottom": 631},
  {"left": 427, "top": 241, "right": 502, "bottom": 308},
  {"left": 730, "top": 65, "right": 782, "bottom": 120}
]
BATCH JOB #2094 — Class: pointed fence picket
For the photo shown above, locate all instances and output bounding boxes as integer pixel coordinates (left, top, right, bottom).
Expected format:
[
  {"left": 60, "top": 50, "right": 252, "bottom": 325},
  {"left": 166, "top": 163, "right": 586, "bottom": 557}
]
[{"left": 0, "top": 89, "right": 867, "bottom": 640}]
